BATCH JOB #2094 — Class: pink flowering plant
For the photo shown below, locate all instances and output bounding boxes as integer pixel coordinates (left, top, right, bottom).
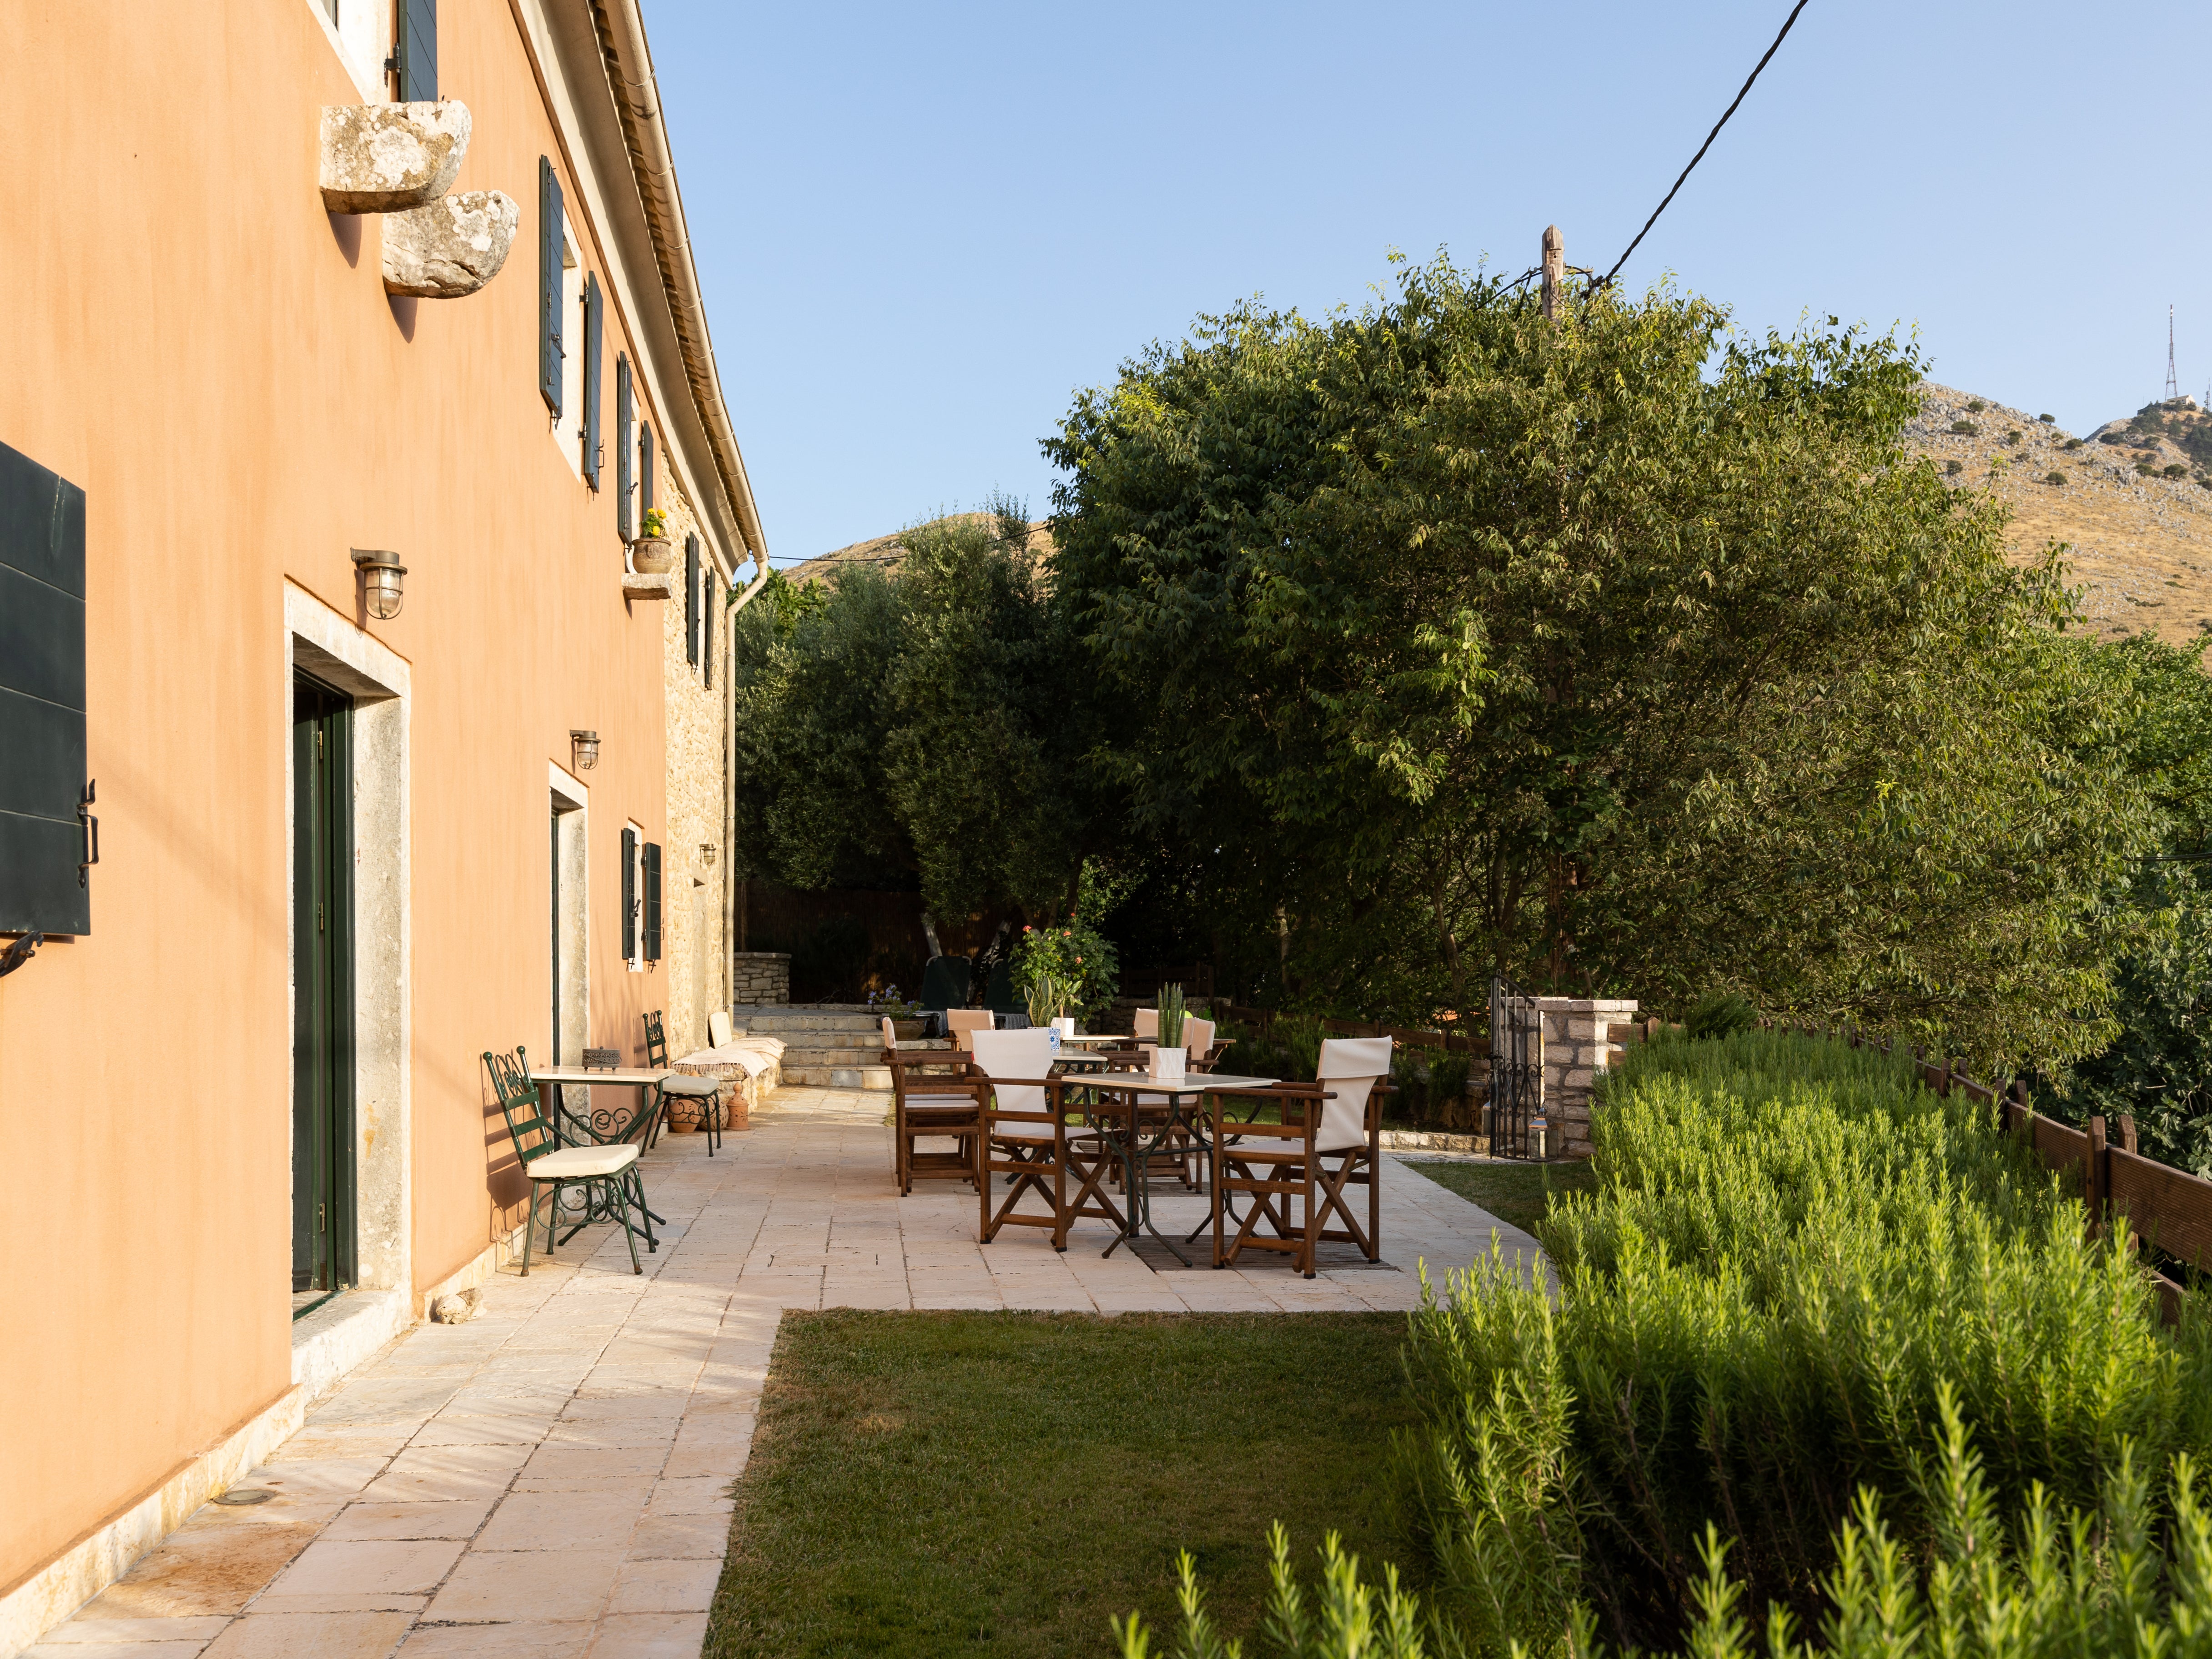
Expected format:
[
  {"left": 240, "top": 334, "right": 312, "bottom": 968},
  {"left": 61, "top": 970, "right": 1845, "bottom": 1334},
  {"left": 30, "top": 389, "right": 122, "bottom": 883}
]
[{"left": 1010, "top": 914, "right": 1118, "bottom": 1022}]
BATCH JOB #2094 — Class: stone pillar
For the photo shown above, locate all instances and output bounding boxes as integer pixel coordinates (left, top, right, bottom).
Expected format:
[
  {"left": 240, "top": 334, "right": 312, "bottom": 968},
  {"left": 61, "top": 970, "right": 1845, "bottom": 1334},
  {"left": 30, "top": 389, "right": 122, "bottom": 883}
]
[
  {"left": 731, "top": 951, "right": 790, "bottom": 1007},
  {"left": 1536, "top": 997, "right": 1639, "bottom": 1158}
]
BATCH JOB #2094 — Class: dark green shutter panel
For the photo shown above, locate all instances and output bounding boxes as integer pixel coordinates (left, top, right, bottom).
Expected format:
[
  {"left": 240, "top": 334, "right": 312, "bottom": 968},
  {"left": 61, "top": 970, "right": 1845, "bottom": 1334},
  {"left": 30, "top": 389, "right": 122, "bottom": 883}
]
[
  {"left": 621, "top": 825, "right": 637, "bottom": 959},
  {"left": 642, "top": 841, "right": 662, "bottom": 962},
  {"left": 0, "top": 439, "right": 89, "bottom": 935},
  {"left": 396, "top": 0, "right": 438, "bottom": 101},
  {"left": 684, "top": 535, "right": 699, "bottom": 667},
  {"left": 615, "top": 356, "right": 633, "bottom": 540},
  {"left": 538, "top": 158, "right": 563, "bottom": 417},
  {"left": 639, "top": 424, "right": 654, "bottom": 519},
  {"left": 581, "top": 272, "right": 603, "bottom": 488},
  {"left": 703, "top": 572, "right": 715, "bottom": 688}
]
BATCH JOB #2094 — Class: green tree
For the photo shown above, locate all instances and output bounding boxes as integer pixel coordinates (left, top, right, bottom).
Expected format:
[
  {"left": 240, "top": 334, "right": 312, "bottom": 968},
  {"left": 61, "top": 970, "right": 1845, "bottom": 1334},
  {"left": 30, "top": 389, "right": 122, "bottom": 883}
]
[{"left": 1046, "top": 258, "right": 2155, "bottom": 1065}]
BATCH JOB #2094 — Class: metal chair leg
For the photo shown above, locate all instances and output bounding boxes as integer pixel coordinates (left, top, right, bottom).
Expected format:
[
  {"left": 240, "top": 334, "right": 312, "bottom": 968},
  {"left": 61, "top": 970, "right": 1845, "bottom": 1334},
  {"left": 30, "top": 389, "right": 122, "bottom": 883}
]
[
  {"left": 521, "top": 1183, "right": 539, "bottom": 1276},
  {"left": 609, "top": 1176, "right": 643, "bottom": 1275}
]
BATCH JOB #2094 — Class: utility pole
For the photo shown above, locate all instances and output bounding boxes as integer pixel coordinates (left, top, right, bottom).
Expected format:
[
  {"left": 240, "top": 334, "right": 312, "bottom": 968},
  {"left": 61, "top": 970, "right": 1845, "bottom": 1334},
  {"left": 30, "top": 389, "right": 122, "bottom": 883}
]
[
  {"left": 2168, "top": 305, "right": 2180, "bottom": 402},
  {"left": 1541, "top": 226, "right": 1564, "bottom": 322}
]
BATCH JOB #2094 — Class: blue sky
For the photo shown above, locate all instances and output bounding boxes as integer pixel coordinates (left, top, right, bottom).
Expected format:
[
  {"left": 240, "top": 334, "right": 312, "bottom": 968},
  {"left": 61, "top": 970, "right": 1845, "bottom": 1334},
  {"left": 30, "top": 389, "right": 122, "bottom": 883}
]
[{"left": 650, "top": 0, "right": 2212, "bottom": 565}]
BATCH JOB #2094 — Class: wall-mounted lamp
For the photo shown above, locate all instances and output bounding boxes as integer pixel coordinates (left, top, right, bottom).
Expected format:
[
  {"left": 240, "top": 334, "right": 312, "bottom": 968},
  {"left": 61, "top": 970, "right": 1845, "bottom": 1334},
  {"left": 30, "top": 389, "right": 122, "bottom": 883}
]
[
  {"left": 352, "top": 548, "right": 407, "bottom": 620},
  {"left": 570, "top": 729, "right": 600, "bottom": 771},
  {"left": 699, "top": 842, "right": 716, "bottom": 866}
]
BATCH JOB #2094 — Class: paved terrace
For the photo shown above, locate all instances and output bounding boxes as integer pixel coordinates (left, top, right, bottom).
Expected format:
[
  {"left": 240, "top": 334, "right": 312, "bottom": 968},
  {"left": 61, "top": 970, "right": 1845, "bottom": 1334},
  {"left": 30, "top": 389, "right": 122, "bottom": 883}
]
[{"left": 28, "top": 1088, "right": 1535, "bottom": 1659}]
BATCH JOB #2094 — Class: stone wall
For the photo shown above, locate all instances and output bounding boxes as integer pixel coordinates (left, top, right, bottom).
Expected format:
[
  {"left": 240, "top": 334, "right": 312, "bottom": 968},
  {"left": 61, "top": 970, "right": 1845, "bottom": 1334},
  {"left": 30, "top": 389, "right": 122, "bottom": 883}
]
[
  {"left": 1537, "top": 997, "right": 1639, "bottom": 1157},
  {"left": 731, "top": 952, "right": 791, "bottom": 1006},
  {"left": 655, "top": 478, "right": 731, "bottom": 1059}
]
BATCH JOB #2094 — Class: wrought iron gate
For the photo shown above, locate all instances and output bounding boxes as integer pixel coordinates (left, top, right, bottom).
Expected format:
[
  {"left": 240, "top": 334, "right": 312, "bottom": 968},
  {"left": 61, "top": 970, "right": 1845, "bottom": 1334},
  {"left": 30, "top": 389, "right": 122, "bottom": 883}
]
[{"left": 1488, "top": 974, "right": 1542, "bottom": 1159}]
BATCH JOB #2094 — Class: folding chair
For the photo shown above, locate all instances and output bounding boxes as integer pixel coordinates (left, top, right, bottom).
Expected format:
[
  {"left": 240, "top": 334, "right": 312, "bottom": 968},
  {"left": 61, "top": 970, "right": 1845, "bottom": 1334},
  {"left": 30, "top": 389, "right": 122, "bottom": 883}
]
[
  {"left": 946, "top": 1008, "right": 994, "bottom": 1053},
  {"left": 485, "top": 1046, "right": 647, "bottom": 1276},
  {"left": 973, "top": 1028, "right": 1118, "bottom": 1249},
  {"left": 885, "top": 1023, "right": 984, "bottom": 1195},
  {"left": 646, "top": 1009, "right": 724, "bottom": 1156},
  {"left": 1215, "top": 1036, "right": 1393, "bottom": 1277}
]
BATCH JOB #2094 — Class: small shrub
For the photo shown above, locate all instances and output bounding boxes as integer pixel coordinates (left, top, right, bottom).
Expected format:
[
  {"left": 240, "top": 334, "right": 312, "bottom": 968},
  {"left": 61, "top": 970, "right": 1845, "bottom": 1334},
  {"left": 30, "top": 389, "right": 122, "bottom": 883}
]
[
  {"left": 1684, "top": 989, "right": 1758, "bottom": 1041},
  {"left": 2046, "top": 470, "right": 2067, "bottom": 487},
  {"left": 1948, "top": 418, "right": 1979, "bottom": 435},
  {"left": 2167, "top": 463, "right": 2191, "bottom": 478},
  {"left": 2004, "top": 428, "right": 2022, "bottom": 445},
  {"left": 2065, "top": 437, "right": 2084, "bottom": 450},
  {"left": 1945, "top": 458, "right": 1964, "bottom": 476},
  {"left": 2139, "top": 462, "right": 2160, "bottom": 477},
  {"left": 2040, "top": 412, "right": 2056, "bottom": 422},
  {"left": 1967, "top": 398, "right": 1987, "bottom": 412}
]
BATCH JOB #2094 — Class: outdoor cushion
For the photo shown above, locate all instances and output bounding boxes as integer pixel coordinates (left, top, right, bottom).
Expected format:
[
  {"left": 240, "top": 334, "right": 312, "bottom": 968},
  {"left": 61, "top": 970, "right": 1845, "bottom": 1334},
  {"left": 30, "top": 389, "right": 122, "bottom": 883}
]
[
  {"left": 1314, "top": 1036, "right": 1392, "bottom": 1151},
  {"left": 526, "top": 1143, "right": 639, "bottom": 1180},
  {"left": 709, "top": 1010, "right": 734, "bottom": 1048},
  {"left": 659, "top": 1074, "right": 720, "bottom": 1097},
  {"left": 907, "top": 1092, "right": 977, "bottom": 1111},
  {"left": 972, "top": 1028, "right": 1056, "bottom": 1136}
]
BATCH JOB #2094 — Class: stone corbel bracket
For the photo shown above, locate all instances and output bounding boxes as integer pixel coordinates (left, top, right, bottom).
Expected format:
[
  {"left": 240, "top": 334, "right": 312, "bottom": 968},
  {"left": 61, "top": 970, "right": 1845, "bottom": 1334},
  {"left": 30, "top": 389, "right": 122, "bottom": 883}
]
[
  {"left": 382, "top": 190, "right": 519, "bottom": 298},
  {"left": 320, "top": 101, "right": 471, "bottom": 213}
]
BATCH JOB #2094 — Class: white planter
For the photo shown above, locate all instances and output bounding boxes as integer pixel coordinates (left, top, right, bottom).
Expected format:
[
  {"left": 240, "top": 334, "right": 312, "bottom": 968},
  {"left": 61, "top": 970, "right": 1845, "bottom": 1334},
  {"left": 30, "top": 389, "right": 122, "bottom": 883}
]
[
  {"left": 1054, "top": 1017, "right": 1076, "bottom": 1040},
  {"left": 1150, "top": 1046, "right": 1186, "bottom": 1082}
]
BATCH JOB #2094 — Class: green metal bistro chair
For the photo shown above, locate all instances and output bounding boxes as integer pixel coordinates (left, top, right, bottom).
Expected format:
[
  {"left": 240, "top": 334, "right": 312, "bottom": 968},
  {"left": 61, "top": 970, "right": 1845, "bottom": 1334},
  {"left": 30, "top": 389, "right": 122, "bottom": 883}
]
[
  {"left": 645, "top": 1010, "right": 724, "bottom": 1156},
  {"left": 485, "top": 1047, "right": 647, "bottom": 1276}
]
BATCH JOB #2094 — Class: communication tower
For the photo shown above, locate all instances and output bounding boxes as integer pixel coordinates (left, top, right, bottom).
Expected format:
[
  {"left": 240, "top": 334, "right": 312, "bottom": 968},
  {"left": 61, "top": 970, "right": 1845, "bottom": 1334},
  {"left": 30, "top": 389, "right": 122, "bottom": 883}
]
[{"left": 2168, "top": 306, "right": 2181, "bottom": 402}]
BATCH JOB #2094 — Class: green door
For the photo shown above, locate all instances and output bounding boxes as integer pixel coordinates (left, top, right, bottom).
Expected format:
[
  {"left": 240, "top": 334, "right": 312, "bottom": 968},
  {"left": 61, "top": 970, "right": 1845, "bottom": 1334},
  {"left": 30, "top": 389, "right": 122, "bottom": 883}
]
[{"left": 292, "top": 671, "right": 356, "bottom": 1297}]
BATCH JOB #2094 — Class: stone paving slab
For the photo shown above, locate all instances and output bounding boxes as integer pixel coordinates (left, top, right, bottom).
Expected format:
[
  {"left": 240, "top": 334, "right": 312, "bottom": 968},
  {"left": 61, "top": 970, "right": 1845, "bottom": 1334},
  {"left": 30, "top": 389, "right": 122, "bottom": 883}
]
[{"left": 26, "top": 1086, "right": 1536, "bottom": 1658}]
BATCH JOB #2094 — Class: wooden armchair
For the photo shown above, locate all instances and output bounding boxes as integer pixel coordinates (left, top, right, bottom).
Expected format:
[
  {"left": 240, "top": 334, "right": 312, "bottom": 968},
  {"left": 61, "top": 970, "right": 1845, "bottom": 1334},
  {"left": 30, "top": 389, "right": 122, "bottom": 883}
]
[
  {"left": 973, "top": 1028, "right": 1119, "bottom": 1250},
  {"left": 1214, "top": 1036, "right": 1393, "bottom": 1277},
  {"left": 885, "top": 1039, "right": 983, "bottom": 1196}
]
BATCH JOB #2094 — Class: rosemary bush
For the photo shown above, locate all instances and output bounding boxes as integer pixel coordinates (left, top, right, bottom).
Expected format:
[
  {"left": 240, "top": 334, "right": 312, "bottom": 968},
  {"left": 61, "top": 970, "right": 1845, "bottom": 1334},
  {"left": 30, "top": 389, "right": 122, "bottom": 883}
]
[{"left": 1125, "top": 1029, "right": 2212, "bottom": 1655}]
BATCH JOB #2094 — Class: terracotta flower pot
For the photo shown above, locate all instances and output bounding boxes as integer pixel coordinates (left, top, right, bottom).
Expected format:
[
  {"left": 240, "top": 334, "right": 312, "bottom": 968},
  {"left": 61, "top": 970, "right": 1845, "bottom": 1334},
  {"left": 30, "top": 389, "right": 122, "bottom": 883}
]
[
  {"left": 892, "top": 1018, "right": 924, "bottom": 1041},
  {"left": 666, "top": 1092, "right": 704, "bottom": 1133},
  {"left": 630, "top": 536, "right": 677, "bottom": 574}
]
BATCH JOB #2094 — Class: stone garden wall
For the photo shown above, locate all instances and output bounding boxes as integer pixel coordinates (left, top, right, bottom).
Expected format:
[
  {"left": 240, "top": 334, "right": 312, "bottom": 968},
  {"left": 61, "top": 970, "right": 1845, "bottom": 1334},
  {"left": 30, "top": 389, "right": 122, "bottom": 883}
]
[{"left": 731, "top": 951, "right": 791, "bottom": 1006}]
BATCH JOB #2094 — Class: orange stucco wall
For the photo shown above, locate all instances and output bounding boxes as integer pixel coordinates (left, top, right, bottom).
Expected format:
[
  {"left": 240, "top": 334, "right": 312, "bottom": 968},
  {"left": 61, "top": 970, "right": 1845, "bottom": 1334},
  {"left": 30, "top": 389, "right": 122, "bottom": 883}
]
[{"left": 0, "top": 0, "right": 692, "bottom": 1589}]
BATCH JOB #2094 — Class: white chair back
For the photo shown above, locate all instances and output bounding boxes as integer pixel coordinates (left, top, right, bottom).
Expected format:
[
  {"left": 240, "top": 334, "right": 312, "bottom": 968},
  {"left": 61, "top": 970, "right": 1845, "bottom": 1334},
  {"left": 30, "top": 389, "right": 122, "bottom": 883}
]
[
  {"left": 1315, "top": 1036, "right": 1392, "bottom": 1151},
  {"left": 947, "top": 1008, "right": 993, "bottom": 1051},
  {"left": 970, "top": 1029, "right": 1057, "bottom": 1137},
  {"left": 1182, "top": 1016, "right": 1216, "bottom": 1061},
  {"left": 709, "top": 1010, "right": 734, "bottom": 1049},
  {"left": 880, "top": 1015, "right": 898, "bottom": 1052},
  {"left": 1135, "top": 1007, "right": 1158, "bottom": 1042}
]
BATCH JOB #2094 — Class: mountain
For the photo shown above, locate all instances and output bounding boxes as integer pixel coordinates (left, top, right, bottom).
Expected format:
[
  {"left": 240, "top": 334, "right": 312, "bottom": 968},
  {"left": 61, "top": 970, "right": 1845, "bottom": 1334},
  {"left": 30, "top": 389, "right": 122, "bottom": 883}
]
[{"left": 1906, "top": 384, "right": 2212, "bottom": 644}]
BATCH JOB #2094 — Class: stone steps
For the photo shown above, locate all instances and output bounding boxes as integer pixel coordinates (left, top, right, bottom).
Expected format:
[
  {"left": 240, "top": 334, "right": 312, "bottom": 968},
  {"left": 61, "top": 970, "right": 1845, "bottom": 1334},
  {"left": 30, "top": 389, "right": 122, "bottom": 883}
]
[{"left": 730, "top": 1005, "right": 895, "bottom": 1089}]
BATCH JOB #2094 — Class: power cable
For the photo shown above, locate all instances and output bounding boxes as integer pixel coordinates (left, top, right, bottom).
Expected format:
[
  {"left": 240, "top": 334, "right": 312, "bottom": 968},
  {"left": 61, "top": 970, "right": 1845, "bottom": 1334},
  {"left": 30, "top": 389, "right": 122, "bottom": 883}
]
[{"left": 1593, "top": 0, "right": 1814, "bottom": 294}]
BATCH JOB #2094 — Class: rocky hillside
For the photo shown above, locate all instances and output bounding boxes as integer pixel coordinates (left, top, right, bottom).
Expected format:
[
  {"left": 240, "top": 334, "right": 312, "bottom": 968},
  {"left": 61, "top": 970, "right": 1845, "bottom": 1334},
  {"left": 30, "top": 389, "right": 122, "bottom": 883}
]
[{"left": 1906, "top": 384, "right": 2212, "bottom": 643}]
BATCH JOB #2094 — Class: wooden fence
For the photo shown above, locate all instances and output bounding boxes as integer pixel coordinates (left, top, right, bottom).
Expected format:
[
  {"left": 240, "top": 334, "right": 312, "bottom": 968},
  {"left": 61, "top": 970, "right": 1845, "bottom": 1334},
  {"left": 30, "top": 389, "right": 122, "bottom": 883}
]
[{"left": 1787, "top": 1022, "right": 2204, "bottom": 1323}]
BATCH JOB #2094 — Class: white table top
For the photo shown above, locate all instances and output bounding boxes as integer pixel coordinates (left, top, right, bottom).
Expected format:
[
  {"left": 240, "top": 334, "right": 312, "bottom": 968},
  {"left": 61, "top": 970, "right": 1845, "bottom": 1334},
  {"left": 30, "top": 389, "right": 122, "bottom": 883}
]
[
  {"left": 1057, "top": 1034, "right": 1126, "bottom": 1047},
  {"left": 530, "top": 1067, "right": 671, "bottom": 1085},
  {"left": 1085, "top": 1071, "right": 1284, "bottom": 1094}
]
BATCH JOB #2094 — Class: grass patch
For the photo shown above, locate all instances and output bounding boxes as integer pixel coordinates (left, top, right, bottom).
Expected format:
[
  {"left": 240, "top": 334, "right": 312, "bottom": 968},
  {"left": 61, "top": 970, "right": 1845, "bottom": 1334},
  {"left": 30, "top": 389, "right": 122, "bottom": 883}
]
[
  {"left": 706, "top": 1310, "right": 1416, "bottom": 1659},
  {"left": 1403, "top": 1157, "right": 1597, "bottom": 1233}
]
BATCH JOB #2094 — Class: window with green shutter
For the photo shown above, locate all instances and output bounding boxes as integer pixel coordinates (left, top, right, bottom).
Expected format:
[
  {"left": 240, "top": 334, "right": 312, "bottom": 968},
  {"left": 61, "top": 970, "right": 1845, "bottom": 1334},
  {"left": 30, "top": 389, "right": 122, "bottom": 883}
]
[
  {"left": 642, "top": 841, "right": 662, "bottom": 962},
  {"left": 0, "top": 439, "right": 90, "bottom": 936},
  {"left": 684, "top": 534, "right": 699, "bottom": 667},
  {"left": 621, "top": 824, "right": 637, "bottom": 960},
  {"left": 639, "top": 424, "right": 655, "bottom": 521},
  {"left": 615, "top": 356, "right": 633, "bottom": 541},
  {"left": 538, "top": 157, "right": 563, "bottom": 417},
  {"left": 394, "top": 0, "right": 438, "bottom": 101},
  {"left": 581, "top": 272, "right": 603, "bottom": 488},
  {"left": 703, "top": 571, "right": 716, "bottom": 688}
]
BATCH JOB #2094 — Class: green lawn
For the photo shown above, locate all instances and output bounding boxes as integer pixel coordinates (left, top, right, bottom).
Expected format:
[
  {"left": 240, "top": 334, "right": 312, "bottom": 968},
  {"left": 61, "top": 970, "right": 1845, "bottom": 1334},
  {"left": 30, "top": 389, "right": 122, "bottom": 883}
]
[
  {"left": 706, "top": 1310, "right": 1416, "bottom": 1659},
  {"left": 1403, "top": 1156, "right": 1598, "bottom": 1234}
]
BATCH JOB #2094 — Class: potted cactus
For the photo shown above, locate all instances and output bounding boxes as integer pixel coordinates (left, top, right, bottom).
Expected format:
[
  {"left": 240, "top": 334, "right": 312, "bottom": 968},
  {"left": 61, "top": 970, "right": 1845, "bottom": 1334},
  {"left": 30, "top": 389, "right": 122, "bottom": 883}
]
[
  {"left": 630, "top": 507, "right": 677, "bottom": 573},
  {"left": 1151, "top": 982, "right": 1187, "bottom": 1081}
]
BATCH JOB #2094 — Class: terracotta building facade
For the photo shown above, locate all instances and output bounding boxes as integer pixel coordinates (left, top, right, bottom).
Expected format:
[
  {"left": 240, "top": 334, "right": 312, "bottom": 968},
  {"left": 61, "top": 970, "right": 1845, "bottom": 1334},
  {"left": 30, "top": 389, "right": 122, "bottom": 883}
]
[{"left": 0, "top": 1, "right": 762, "bottom": 1646}]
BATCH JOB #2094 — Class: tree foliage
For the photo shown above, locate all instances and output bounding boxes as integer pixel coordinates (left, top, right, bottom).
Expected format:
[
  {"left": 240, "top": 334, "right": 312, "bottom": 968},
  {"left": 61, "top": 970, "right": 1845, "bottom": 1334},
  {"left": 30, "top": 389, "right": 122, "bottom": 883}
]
[
  {"left": 1046, "top": 258, "right": 2157, "bottom": 1066},
  {"left": 729, "top": 501, "right": 1101, "bottom": 925}
]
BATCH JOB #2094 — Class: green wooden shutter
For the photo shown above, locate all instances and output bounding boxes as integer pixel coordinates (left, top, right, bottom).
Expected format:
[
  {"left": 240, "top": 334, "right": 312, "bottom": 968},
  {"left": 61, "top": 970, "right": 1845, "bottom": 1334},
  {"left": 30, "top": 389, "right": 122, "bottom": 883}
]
[
  {"left": 581, "top": 272, "right": 603, "bottom": 488},
  {"left": 621, "top": 825, "right": 637, "bottom": 960},
  {"left": 639, "top": 424, "right": 654, "bottom": 521},
  {"left": 703, "top": 571, "right": 715, "bottom": 689},
  {"left": 0, "top": 439, "right": 89, "bottom": 935},
  {"left": 615, "top": 356, "right": 633, "bottom": 541},
  {"left": 684, "top": 535, "right": 699, "bottom": 667},
  {"left": 396, "top": 0, "right": 438, "bottom": 101},
  {"left": 538, "top": 158, "right": 563, "bottom": 417},
  {"left": 642, "top": 842, "right": 662, "bottom": 962}
]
